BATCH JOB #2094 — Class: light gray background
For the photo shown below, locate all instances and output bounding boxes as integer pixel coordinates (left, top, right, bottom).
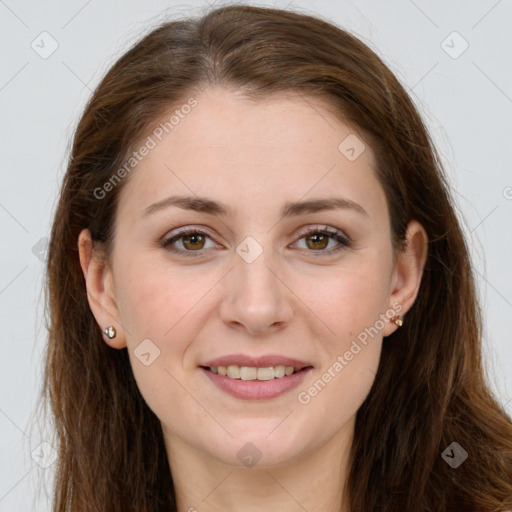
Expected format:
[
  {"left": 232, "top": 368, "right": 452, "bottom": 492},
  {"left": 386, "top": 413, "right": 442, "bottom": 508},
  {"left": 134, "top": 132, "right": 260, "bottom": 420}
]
[{"left": 1, "top": 0, "right": 511, "bottom": 509}]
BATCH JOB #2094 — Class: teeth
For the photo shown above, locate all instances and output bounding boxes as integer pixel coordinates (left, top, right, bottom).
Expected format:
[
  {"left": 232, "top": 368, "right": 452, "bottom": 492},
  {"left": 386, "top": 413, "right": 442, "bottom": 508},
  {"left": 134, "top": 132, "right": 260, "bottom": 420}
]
[
  {"left": 227, "top": 365, "right": 240, "bottom": 379},
  {"left": 208, "top": 364, "right": 300, "bottom": 380},
  {"left": 274, "top": 365, "right": 285, "bottom": 378},
  {"left": 257, "top": 367, "right": 274, "bottom": 380},
  {"left": 240, "top": 366, "right": 257, "bottom": 380}
]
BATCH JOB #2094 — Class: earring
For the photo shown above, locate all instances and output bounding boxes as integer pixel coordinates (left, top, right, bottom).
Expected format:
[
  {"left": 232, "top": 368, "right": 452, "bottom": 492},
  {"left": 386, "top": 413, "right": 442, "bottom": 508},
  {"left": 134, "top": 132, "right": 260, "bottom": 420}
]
[
  {"left": 390, "top": 315, "right": 403, "bottom": 327},
  {"left": 102, "top": 326, "right": 117, "bottom": 339}
]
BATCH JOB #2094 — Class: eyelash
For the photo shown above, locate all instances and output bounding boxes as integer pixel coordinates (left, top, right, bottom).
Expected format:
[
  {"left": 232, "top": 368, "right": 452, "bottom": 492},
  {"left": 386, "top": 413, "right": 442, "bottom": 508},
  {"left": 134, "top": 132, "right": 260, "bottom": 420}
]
[{"left": 161, "top": 226, "right": 351, "bottom": 258}]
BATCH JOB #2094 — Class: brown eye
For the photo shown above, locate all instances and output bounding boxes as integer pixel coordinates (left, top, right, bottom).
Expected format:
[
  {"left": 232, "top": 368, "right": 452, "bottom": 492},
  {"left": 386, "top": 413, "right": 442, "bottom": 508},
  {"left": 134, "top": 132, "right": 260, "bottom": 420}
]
[
  {"left": 305, "top": 233, "right": 329, "bottom": 250},
  {"left": 163, "top": 229, "right": 218, "bottom": 255},
  {"left": 293, "top": 227, "right": 351, "bottom": 255},
  {"left": 182, "top": 233, "right": 206, "bottom": 250}
]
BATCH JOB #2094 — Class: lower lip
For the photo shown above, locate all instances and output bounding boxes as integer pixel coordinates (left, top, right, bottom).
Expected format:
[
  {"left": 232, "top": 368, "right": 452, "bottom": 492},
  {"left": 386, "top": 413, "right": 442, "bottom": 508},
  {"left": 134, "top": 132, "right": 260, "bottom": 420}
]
[{"left": 200, "top": 367, "right": 313, "bottom": 400}]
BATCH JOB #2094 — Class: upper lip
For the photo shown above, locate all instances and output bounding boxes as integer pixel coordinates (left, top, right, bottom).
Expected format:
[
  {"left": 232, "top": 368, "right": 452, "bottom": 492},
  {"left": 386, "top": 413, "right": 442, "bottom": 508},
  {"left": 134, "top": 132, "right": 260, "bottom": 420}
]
[{"left": 201, "top": 354, "right": 313, "bottom": 370}]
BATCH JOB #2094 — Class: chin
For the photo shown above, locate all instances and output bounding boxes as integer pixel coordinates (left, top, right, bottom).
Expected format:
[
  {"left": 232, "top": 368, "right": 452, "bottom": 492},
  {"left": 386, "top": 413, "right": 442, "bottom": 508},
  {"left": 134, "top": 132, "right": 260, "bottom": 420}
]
[{"left": 211, "top": 427, "right": 310, "bottom": 469}]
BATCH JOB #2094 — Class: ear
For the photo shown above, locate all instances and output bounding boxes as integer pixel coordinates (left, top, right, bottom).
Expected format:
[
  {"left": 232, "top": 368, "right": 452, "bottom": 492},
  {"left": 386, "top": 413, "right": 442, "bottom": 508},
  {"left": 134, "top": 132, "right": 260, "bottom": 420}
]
[
  {"left": 382, "top": 219, "right": 428, "bottom": 337},
  {"left": 78, "top": 229, "right": 126, "bottom": 349}
]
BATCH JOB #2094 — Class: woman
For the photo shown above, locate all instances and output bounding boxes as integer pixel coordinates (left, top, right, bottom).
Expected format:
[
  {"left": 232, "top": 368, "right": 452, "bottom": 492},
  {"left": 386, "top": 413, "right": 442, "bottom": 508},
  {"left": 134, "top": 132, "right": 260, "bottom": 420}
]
[{"left": 42, "top": 4, "right": 512, "bottom": 511}]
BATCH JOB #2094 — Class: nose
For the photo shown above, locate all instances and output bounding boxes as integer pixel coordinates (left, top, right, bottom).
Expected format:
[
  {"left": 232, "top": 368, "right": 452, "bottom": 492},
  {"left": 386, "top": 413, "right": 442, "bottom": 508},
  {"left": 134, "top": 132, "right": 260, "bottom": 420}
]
[{"left": 219, "top": 247, "right": 294, "bottom": 336}]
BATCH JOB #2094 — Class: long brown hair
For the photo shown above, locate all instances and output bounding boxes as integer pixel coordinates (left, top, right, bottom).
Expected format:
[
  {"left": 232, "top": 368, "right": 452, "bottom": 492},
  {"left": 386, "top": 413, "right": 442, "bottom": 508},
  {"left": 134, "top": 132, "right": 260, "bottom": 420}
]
[{"left": 40, "top": 4, "right": 512, "bottom": 511}]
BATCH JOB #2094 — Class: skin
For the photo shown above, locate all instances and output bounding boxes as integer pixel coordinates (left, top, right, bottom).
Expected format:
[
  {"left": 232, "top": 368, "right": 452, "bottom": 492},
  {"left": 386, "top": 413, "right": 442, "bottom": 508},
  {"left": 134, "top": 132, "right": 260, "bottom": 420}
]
[{"left": 79, "top": 86, "right": 427, "bottom": 512}]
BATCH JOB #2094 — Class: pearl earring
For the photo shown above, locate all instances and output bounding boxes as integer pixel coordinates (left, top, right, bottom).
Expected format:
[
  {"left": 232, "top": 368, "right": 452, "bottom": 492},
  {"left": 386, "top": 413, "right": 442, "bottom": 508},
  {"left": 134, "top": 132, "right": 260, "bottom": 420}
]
[
  {"left": 390, "top": 315, "right": 403, "bottom": 327},
  {"left": 102, "top": 326, "right": 117, "bottom": 339}
]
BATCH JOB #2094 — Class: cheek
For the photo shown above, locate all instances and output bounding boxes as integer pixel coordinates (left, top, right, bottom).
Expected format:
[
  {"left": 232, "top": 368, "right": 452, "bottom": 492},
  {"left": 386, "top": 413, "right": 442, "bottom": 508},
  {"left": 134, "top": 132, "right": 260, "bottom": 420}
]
[
  {"left": 113, "top": 253, "right": 219, "bottom": 340},
  {"left": 306, "top": 256, "right": 392, "bottom": 342},
  {"left": 297, "top": 249, "right": 390, "bottom": 410},
  {"left": 287, "top": 324, "right": 382, "bottom": 456},
  {"left": 113, "top": 260, "right": 210, "bottom": 424}
]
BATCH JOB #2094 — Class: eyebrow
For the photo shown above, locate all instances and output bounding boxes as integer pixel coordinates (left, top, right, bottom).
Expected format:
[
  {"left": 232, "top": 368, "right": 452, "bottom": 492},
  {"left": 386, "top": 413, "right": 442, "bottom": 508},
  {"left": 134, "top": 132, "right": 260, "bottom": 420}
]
[{"left": 142, "top": 195, "right": 369, "bottom": 219}]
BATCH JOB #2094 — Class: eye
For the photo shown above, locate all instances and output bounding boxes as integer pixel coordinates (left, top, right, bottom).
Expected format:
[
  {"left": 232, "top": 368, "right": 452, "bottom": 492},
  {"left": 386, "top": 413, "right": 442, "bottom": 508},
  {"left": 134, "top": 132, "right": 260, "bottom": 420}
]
[
  {"left": 161, "top": 225, "right": 351, "bottom": 257},
  {"left": 293, "top": 226, "right": 351, "bottom": 254},
  {"left": 162, "top": 228, "right": 219, "bottom": 255}
]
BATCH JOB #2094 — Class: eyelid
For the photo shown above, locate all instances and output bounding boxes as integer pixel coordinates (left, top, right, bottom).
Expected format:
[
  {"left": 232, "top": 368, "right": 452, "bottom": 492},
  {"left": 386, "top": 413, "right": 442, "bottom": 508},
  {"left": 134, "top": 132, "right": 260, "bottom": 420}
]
[{"left": 163, "top": 225, "right": 214, "bottom": 241}]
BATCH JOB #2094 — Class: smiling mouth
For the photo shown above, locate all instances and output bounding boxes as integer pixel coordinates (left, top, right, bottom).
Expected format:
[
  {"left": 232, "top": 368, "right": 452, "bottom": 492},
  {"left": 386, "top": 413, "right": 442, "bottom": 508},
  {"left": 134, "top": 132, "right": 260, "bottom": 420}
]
[{"left": 200, "top": 365, "right": 313, "bottom": 381}]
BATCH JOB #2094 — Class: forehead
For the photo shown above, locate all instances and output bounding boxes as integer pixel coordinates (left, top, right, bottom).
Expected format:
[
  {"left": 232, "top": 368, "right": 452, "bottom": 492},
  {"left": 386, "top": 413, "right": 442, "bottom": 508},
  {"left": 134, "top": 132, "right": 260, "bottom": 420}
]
[{"left": 116, "top": 86, "right": 385, "bottom": 223}]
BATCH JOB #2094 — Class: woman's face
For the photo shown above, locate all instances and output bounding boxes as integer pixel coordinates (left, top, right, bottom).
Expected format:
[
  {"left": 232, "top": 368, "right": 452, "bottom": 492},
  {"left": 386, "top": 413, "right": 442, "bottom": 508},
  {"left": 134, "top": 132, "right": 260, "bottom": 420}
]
[{"left": 81, "top": 86, "right": 425, "bottom": 469}]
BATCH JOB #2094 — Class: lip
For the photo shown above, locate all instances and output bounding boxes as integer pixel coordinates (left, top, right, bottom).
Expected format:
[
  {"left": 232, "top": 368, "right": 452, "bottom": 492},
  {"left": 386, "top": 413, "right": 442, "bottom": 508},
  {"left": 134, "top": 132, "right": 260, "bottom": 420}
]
[
  {"left": 201, "top": 354, "right": 312, "bottom": 370},
  {"left": 200, "top": 366, "right": 313, "bottom": 400}
]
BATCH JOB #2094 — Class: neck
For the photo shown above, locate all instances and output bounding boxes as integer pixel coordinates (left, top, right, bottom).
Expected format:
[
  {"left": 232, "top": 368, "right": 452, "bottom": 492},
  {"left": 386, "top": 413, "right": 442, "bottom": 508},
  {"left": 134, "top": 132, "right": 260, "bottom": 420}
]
[{"left": 164, "top": 418, "right": 354, "bottom": 512}]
